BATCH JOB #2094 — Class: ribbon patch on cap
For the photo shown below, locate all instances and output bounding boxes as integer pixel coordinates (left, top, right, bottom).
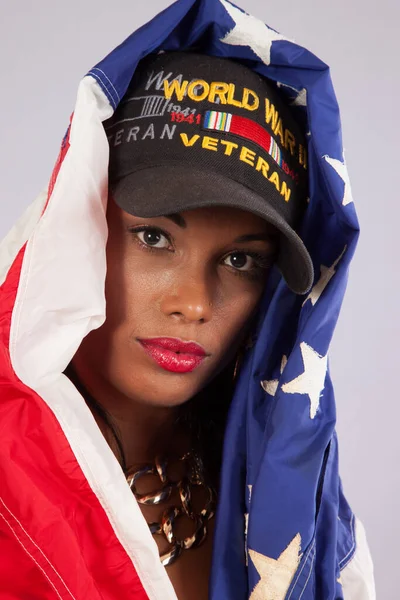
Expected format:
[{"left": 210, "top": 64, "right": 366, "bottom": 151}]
[{"left": 204, "top": 110, "right": 284, "bottom": 171}]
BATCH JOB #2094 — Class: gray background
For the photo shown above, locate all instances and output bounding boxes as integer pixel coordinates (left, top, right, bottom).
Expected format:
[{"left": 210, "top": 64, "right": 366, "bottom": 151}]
[{"left": 0, "top": 1, "right": 396, "bottom": 597}]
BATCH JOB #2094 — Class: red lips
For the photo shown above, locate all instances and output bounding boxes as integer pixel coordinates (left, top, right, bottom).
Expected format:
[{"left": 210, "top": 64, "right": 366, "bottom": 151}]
[
  {"left": 142, "top": 337, "right": 206, "bottom": 356},
  {"left": 138, "top": 337, "right": 208, "bottom": 373}
]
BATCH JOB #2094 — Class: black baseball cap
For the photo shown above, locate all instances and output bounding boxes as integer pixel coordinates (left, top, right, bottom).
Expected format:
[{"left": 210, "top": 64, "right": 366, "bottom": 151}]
[{"left": 104, "top": 51, "right": 314, "bottom": 294}]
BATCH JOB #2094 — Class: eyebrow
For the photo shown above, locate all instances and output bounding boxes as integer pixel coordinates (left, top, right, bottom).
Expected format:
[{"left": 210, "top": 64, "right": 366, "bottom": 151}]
[
  {"left": 164, "top": 213, "right": 277, "bottom": 243},
  {"left": 165, "top": 213, "right": 187, "bottom": 228}
]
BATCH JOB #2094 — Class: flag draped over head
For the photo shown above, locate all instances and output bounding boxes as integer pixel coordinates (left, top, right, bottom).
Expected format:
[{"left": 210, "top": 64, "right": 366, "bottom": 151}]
[{"left": 0, "top": 0, "right": 375, "bottom": 599}]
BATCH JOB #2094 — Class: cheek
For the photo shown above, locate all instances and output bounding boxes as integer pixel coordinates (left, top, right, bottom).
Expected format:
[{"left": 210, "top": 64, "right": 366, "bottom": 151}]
[
  {"left": 212, "top": 286, "right": 264, "bottom": 362},
  {"left": 104, "top": 244, "right": 163, "bottom": 328}
]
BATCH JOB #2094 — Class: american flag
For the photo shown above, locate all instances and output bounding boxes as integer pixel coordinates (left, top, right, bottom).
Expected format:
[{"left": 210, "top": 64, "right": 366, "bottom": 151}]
[{"left": 0, "top": 0, "right": 376, "bottom": 598}]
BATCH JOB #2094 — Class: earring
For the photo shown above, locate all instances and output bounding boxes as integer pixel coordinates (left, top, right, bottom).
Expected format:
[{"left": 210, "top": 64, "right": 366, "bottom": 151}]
[
  {"left": 233, "top": 333, "right": 256, "bottom": 382},
  {"left": 233, "top": 352, "right": 242, "bottom": 382}
]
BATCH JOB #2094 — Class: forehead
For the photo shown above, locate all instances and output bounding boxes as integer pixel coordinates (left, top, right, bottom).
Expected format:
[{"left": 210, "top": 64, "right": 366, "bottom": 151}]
[{"left": 108, "top": 194, "right": 278, "bottom": 235}]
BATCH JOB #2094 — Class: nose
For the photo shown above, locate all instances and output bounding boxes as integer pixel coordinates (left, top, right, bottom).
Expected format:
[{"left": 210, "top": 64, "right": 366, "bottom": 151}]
[{"left": 160, "top": 267, "right": 214, "bottom": 324}]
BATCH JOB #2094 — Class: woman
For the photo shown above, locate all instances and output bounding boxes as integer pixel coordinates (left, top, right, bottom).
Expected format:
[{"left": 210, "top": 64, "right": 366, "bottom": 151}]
[
  {"left": 63, "top": 49, "right": 313, "bottom": 598},
  {"left": 0, "top": 1, "right": 375, "bottom": 599}
]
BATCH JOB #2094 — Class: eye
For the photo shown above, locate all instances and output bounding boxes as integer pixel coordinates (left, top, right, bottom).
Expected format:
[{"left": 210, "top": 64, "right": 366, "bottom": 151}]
[
  {"left": 135, "top": 227, "right": 171, "bottom": 249},
  {"left": 222, "top": 250, "right": 275, "bottom": 280},
  {"left": 223, "top": 252, "right": 257, "bottom": 272}
]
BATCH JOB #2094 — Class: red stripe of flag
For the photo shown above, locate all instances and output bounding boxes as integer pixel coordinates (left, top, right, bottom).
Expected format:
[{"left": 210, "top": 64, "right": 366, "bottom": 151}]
[{"left": 0, "top": 116, "right": 150, "bottom": 600}]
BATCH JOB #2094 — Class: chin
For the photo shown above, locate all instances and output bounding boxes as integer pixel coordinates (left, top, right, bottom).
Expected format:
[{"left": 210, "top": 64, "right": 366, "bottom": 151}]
[{"left": 113, "top": 361, "right": 206, "bottom": 408}]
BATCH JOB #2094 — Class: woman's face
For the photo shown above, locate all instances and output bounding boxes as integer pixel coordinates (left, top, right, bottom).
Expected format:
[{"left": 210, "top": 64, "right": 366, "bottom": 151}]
[{"left": 73, "top": 196, "right": 278, "bottom": 408}]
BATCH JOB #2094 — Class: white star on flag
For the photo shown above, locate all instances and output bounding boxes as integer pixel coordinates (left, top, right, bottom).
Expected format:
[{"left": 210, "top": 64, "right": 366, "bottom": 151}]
[
  {"left": 323, "top": 154, "right": 354, "bottom": 206},
  {"left": 261, "top": 355, "right": 288, "bottom": 396},
  {"left": 281, "top": 342, "right": 328, "bottom": 419},
  {"left": 291, "top": 88, "right": 307, "bottom": 106},
  {"left": 303, "top": 246, "right": 347, "bottom": 306},
  {"left": 249, "top": 533, "right": 302, "bottom": 600},
  {"left": 219, "top": 0, "right": 293, "bottom": 66},
  {"left": 277, "top": 82, "right": 307, "bottom": 107}
]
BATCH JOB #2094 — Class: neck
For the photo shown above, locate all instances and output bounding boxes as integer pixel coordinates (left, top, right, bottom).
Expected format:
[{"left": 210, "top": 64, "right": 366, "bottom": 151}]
[{"left": 64, "top": 361, "right": 186, "bottom": 470}]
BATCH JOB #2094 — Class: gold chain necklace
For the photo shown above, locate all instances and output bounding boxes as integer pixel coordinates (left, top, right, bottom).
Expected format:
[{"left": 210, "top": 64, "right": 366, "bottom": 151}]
[{"left": 125, "top": 451, "right": 216, "bottom": 567}]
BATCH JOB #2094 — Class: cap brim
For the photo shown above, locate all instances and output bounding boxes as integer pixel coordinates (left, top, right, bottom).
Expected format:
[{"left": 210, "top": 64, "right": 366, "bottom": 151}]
[{"left": 110, "top": 165, "right": 314, "bottom": 295}]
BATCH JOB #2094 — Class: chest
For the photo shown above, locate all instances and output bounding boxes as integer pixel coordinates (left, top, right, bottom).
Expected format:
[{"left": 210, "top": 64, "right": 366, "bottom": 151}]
[
  {"left": 139, "top": 493, "right": 215, "bottom": 600},
  {"left": 163, "top": 521, "right": 215, "bottom": 600}
]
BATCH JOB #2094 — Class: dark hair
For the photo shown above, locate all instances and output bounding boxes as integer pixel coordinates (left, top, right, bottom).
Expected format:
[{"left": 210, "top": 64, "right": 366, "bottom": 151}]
[{"left": 174, "top": 358, "right": 237, "bottom": 485}]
